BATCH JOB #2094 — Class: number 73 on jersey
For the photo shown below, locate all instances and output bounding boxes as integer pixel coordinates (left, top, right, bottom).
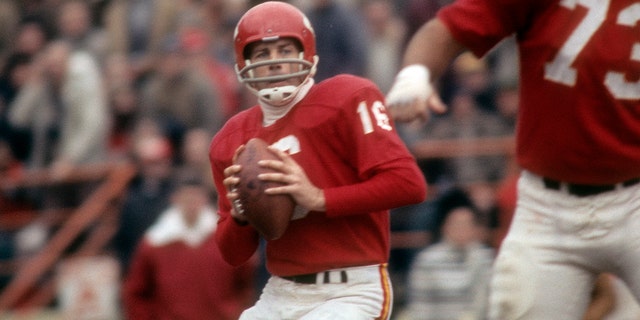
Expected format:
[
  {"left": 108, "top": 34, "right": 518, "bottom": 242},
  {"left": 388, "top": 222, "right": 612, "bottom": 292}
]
[{"left": 544, "top": 0, "right": 640, "bottom": 100}]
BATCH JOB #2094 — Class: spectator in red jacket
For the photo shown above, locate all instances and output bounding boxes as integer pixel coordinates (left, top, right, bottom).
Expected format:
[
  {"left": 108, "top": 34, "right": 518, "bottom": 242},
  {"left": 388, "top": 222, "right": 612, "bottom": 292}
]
[{"left": 122, "top": 173, "right": 257, "bottom": 320}]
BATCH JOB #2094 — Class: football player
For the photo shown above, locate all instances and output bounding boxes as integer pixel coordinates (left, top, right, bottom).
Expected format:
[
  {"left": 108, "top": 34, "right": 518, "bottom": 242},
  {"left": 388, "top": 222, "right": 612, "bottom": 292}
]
[
  {"left": 385, "top": 0, "right": 640, "bottom": 319},
  {"left": 208, "top": 2, "right": 427, "bottom": 319}
]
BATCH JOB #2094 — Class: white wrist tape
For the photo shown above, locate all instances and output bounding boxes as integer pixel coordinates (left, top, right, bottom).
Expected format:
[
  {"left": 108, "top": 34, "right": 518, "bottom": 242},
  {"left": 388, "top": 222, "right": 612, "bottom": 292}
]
[{"left": 386, "top": 64, "right": 432, "bottom": 105}]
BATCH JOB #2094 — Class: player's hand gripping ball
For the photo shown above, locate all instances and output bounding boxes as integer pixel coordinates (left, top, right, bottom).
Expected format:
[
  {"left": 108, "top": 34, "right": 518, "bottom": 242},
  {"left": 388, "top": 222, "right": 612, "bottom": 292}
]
[{"left": 233, "top": 138, "right": 295, "bottom": 240}]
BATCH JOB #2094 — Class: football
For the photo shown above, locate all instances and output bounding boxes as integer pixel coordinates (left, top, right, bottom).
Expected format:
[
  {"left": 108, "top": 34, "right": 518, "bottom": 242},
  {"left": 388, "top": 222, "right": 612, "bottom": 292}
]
[{"left": 233, "top": 138, "right": 295, "bottom": 240}]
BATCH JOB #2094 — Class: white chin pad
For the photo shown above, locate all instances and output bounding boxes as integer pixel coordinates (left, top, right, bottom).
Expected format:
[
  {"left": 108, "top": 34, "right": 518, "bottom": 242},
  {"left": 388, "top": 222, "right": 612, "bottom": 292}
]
[{"left": 258, "top": 85, "right": 298, "bottom": 105}]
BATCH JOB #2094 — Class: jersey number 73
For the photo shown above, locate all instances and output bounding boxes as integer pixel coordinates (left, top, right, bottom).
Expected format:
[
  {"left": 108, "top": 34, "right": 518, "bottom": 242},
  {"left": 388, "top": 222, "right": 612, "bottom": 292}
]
[{"left": 544, "top": 0, "right": 640, "bottom": 100}]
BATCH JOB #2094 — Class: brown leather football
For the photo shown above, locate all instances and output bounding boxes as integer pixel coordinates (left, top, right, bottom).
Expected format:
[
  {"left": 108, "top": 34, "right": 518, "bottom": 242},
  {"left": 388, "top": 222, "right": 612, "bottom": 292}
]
[{"left": 233, "top": 138, "right": 295, "bottom": 240}]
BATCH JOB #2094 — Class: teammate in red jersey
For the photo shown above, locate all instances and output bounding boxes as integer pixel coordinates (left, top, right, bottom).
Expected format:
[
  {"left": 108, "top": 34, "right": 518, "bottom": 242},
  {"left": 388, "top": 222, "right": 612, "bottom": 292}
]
[
  {"left": 385, "top": 1, "right": 640, "bottom": 319},
  {"left": 208, "top": 2, "right": 427, "bottom": 319}
]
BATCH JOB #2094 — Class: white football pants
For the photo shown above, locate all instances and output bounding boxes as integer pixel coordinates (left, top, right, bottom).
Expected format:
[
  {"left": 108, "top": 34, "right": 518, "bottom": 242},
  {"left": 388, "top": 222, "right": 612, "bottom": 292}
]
[
  {"left": 489, "top": 170, "right": 640, "bottom": 319},
  {"left": 240, "top": 264, "right": 393, "bottom": 320}
]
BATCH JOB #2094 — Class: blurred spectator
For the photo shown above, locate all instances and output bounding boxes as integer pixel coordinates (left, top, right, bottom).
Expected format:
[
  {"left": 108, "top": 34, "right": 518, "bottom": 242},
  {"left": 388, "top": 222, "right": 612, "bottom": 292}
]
[
  {"left": 449, "top": 52, "right": 497, "bottom": 112},
  {"left": 103, "top": 52, "right": 137, "bottom": 91},
  {"left": 466, "top": 182, "right": 500, "bottom": 244},
  {"left": 179, "top": 27, "right": 242, "bottom": 120},
  {"left": 102, "top": 0, "right": 181, "bottom": 84},
  {"left": 0, "top": 52, "right": 32, "bottom": 114},
  {"left": 108, "top": 83, "right": 140, "bottom": 160},
  {"left": 102, "top": 52, "right": 141, "bottom": 159},
  {"left": 0, "top": 1, "right": 20, "bottom": 64},
  {"left": 0, "top": 137, "right": 31, "bottom": 215},
  {"left": 1, "top": 39, "right": 109, "bottom": 270},
  {"left": 388, "top": 198, "right": 439, "bottom": 316},
  {"left": 494, "top": 80, "right": 519, "bottom": 133},
  {"left": 175, "top": 128, "right": 216, "bottom": 197},
  {"left": 397, "top": 53, "right": 512, "bottom": 189},
  {"left": 305, "top": 0, "right": 367, "bottom": 81},
  {"left": 122, "top": 173, "right": 256, "bottom": 320},
  {"left": 12, "top": 18, "right": 49, "bottom": 58},
  {"left": 0, "top": 52, "right": 34, "bottom": 162},
  {"left": 0, "top": 138, "right": 23, "bottom": 183},
  {"left": 0, "top": 231, "right": 15, "bottom": 292},
  {"left": 0, "top": 137, "right": 31, "bottom": 291},
  {"left": 362, "top": 0, "right": 407, "bottom": 93},
  {"left": 55, "top": 0, "right": 108, "bottom": 66},
  {"left": 404, "top": 87, "right": 511, "bottom": 186},
  {"left": 210, "top": 1, "right": 249, "bottom": 67},
  {"left": 486, "top": 36, "right": 519, "bottom": 91},
  {"left": 400, "top": 189, "right": 495, "bottom": 320},
  {"left": 15, "top": 0, "right": 60, "bottom": 39},
  {"left": 139, "top": 35, "right": 224, "bottom": 159},
  {"left": 112, "top": 125, "right": 175, "bottom": 274},
  {"left": 7, "top": 40, "right": 108, "bottom": 173},
  {"left": 173, "top": 0, "right": 226, "bottom": 37}
]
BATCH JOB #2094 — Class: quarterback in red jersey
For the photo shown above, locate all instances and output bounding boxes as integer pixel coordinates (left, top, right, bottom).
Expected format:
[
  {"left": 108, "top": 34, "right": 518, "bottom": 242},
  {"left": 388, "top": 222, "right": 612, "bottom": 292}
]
[
  {"left": 386, "top": 0, "right": 640, "bottom": 319},
  {"left": 208, "top": 2, "right": 427, "bottom": 319}
]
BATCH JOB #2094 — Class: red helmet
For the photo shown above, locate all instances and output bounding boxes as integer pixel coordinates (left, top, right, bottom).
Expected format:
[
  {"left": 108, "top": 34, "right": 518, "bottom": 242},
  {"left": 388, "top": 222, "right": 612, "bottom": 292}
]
[
  {"left": 233, "top": 1, "right": 318, "bottom": 105},
  {"left": 234, "top": 1, "right": 316, "bottom": 71}
]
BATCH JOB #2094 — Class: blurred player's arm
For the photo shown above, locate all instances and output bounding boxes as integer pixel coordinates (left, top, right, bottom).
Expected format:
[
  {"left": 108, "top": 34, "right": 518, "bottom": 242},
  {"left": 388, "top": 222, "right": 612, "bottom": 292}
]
[
  {"left": 386, "top": 18, "right": 466, "bottom": 122},
  {"left": 403, "top": 18, "right": 467, "bottom": 77}
]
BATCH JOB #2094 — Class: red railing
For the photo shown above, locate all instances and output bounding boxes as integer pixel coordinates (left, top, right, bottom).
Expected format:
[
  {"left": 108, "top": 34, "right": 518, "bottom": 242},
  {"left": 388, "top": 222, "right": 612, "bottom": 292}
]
[{"left": 0, "top": 161, "right": 136, "bottom": 311}]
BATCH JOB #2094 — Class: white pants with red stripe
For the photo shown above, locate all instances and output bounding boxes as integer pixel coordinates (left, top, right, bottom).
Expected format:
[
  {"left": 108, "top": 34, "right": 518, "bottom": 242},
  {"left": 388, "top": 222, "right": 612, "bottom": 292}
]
[
  {"left": 489, "top": 170, "right": 640, "bottom": 319},
  {"left": 240, "top": 264, "right": 393, "bottom": 320}
]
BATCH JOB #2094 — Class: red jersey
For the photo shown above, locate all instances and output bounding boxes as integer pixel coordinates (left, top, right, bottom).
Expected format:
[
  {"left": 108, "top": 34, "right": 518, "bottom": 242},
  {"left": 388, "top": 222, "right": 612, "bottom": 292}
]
[
  {"left": 209, "top": 75, "right": 426, "bottom": 276},
  {"left": 439, "top": 0, "right": 640, "bottom": 184}
]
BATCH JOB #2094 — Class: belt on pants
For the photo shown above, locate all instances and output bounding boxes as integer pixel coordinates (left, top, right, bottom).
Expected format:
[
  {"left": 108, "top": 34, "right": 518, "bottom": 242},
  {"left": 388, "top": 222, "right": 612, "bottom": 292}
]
[
  {"left": 542, "top": 177, "right": 640, "bottom": 197},
  {"left": 282, "top": 270, "right": 348, "bottom": 284}
]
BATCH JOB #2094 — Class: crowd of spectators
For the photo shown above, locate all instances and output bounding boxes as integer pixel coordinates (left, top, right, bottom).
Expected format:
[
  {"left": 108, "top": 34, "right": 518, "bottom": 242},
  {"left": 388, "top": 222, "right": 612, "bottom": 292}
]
[{"left": 0, "top": 0, "right": 530, "bottom": 318}]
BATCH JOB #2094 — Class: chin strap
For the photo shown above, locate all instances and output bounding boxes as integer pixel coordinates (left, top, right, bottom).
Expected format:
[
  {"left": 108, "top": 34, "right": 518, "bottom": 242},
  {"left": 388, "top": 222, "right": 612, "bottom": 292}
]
[
  {"left": 260, "top": 78, "right": 315, "bottom": 126},
  {"left": 258, "top": 85, "right": 298, "bottom": 106}
]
